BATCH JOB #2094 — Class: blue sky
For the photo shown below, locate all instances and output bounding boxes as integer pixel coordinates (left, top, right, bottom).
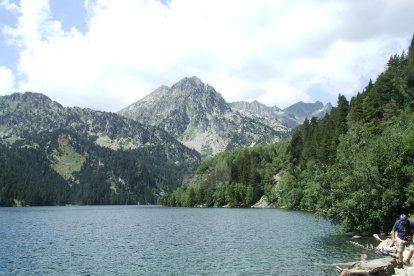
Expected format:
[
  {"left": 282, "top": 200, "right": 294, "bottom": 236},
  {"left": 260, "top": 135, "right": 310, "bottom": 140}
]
[
  {"left": 0, "top": 1, "right": 17, "bottom": 70},
  {"left": 49, "top": 0, "right": 87, "bottom": 33},
  {"left": 0, "top": 0, "right": 413, "bottom": 112}
]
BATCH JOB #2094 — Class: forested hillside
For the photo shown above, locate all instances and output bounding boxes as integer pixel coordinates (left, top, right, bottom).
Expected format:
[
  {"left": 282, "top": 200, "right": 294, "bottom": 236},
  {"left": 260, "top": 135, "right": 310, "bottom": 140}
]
[
  {"left": 0, "top": 129, "right": 199, "bottom": 206},
  {"left": 159, "top": 35, "right": 414, "bottom": 233},
  {"left": 0, "top": 93, "right": 200, "bottom": 206},
  {"left": 158, "top": 141, "right": 290, "bottom": 208}
]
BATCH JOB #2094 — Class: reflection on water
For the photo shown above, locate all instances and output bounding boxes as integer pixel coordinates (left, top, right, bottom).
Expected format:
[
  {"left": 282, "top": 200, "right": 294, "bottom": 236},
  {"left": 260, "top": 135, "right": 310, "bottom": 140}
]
[{"left": 0, "top": 206, "right": 371, "bottom": 275}]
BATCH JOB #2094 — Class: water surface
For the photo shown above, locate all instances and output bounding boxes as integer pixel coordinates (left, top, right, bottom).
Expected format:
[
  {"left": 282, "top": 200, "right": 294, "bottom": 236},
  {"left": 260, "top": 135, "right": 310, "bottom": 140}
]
[{"left": 0, "top": 206, "right": 368, "bottom": 275}]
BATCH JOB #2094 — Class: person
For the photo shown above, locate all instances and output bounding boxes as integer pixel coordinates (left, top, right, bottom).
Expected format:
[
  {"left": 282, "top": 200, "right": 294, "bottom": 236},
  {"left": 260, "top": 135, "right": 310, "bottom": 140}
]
[{"left": 391, "top": 214, "right": 414, "bottom": 267}]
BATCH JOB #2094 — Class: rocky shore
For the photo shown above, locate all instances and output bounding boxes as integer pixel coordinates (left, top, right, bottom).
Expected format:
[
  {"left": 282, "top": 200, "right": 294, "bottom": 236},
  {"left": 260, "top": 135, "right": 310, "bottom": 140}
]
[{"left": 337, "top": 235, "right": 414, "bottom": 275}]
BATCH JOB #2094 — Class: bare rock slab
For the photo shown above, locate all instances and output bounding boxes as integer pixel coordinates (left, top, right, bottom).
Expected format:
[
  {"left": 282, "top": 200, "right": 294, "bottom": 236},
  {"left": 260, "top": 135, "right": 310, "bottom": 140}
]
[{"left": 340, "top": 257, "right": 395, "bottom": 275}]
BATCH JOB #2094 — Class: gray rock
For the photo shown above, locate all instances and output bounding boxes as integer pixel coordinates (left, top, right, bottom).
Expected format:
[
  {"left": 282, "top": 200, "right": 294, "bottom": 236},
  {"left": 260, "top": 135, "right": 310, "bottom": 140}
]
[
  {"left": 251, "top": 196, "right": 271, "bottom": 208},
  {"left": 118, "top": 76, "right": 290, "bottom": 156},
  {"left": 338, "top": 256, "right": 395, "bottom": 275}
]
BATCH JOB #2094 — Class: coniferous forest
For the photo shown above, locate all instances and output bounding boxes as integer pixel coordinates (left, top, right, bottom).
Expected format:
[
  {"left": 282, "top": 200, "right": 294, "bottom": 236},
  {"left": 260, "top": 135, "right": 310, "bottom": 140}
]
[
  {"left": 159, "top": 35, "right": 414, "bottom": 233},
  {"left": 0, "top": 129, "right": 199, "bottom": 206}
]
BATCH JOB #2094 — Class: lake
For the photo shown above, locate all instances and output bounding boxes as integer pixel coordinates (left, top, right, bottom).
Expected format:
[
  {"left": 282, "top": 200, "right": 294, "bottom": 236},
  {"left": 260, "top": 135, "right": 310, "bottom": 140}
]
[{"left": 0, "top": 206, "right": 370, "bottom": 275}]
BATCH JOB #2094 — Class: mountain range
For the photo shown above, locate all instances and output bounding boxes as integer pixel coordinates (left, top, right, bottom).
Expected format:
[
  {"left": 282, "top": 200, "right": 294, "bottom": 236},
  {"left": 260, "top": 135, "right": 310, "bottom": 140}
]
[
  {"left": 0, "top": 76, "right": 331, "bottom": 206},
  {"left": 230, "top": 100, "right": 332, "bottom": 129},
  {"left": 118, "top": 76, "right": 332, "bottom": 156}
]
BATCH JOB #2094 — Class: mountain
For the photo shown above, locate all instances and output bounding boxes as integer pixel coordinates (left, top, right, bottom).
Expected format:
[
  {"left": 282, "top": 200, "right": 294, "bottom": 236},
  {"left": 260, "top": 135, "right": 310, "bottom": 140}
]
[
  {"left": 230, "top": 100, "right": 332, "bottom": 129},
  {"left": 230, "top": 101, "right": 298, "bottom": 129},
  {"left": 118, "top": 76, "right": 290, "bottom": 156},
  {"left": 284, "top": 101, "right": 333, "bottom": 124},
  {"left": 0, "top": 92, "right": 200, "bottom": 206}
]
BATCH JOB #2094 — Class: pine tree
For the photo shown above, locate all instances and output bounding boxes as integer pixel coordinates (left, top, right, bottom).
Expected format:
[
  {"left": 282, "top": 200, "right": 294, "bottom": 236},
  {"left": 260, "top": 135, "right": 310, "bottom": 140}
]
[
  {"left": 335, "top": 94, "right": 349, "bottom": 136},
  {"left": 407, "top": 35, "right": 414, "bottom": 108}
]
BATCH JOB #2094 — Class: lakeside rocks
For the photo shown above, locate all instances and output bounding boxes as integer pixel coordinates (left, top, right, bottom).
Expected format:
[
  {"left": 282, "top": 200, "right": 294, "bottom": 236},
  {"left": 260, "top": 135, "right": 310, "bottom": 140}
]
[
  {"left": 251, "top": 171, "right": 285, "bottom": 208},
  {"left": 338, "top": 236, "right": 414, "bottom": 275},
  {"left": 251, "top": 195, "right": 272, "bottom": 208},
  {"left": 338, "top": 257, "right": 395, "bottom": 275}
]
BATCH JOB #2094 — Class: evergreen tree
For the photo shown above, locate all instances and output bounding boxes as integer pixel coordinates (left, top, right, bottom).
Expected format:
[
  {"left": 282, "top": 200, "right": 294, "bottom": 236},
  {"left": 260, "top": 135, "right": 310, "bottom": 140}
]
[{"left": 407, "top": 35, "right": 414, "bottom": 108}]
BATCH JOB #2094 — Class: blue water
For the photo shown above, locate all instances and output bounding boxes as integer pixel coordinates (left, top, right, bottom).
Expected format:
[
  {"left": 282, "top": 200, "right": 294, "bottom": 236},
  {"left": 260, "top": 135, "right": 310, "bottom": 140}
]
[{"left": 0, "top": 206, "right": 369, "bottom": 275}]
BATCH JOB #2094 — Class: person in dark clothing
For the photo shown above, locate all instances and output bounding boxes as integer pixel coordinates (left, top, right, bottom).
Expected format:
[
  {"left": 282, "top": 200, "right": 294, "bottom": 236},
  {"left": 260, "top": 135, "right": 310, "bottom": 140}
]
[{"left": 391, "top": 214, "right": 414, "bottom": 267}]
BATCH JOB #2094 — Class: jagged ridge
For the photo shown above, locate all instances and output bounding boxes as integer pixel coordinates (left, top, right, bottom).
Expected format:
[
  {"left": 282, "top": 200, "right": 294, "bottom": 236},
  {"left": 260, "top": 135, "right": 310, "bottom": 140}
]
[{"left": 118, "top": 76, "right": 291, "bottom": 156}]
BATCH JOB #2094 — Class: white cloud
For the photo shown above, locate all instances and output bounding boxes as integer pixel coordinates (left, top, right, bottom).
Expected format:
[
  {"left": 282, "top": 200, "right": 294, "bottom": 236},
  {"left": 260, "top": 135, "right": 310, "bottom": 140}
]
[
  {"left": 0, "top": 0, "right": 19, "bottom": 12},
  {"left": 0, "top": 66, "right": 15, "bottom": 94},
  {"left": 1, "top": 0, "right": 414, "bottom": 110}
]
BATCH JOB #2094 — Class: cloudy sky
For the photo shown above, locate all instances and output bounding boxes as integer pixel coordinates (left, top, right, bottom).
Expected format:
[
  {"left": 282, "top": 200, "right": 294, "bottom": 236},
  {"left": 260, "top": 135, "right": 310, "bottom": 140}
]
[{"left": 0, "top": 0, "right": 413, "bottom": 112}]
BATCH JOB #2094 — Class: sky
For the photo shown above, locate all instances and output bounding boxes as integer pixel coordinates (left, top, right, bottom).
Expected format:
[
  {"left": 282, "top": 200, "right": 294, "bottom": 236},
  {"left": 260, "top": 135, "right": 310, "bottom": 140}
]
[{"left": 0, "top": 0, "right": 413, "bottom": 112}]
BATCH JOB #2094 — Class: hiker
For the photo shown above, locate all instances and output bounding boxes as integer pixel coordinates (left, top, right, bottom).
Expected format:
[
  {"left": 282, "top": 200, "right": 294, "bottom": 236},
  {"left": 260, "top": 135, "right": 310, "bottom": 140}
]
[{"left": 391, "top": 214, "right": 414, "bottom": 267}]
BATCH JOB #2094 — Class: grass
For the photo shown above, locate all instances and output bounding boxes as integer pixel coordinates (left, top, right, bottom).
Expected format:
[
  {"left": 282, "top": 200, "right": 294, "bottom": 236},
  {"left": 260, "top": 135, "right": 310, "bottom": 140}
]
[{"left": 50, "top": 136, "right": 85, "bottom": 181}]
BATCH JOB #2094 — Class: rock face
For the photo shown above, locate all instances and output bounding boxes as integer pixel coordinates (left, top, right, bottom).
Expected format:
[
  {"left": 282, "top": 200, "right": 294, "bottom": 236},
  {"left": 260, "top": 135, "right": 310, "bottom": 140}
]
[
  {"left": 251, "top": 195, "right": 272, "bottom": 208},
  {"left": 230, "top": 101, "right": 295, "bottom": 130},
  {"left": 284, "top": 101, "right": 332, "bottom": 125},
  {"left": 231, "top": 100, "right": 332, "bottom": 129},
  {"left": 119, "top": 76, "right": 290, "bottom": 156}
]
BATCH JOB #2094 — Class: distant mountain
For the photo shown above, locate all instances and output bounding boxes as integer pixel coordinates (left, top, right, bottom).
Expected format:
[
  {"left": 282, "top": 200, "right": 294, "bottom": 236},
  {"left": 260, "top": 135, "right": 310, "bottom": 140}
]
[
  {"left": 0, "top": 92, "right": 200, "bottom": 206},
  {"left": 118, "top": 76, "right": 290, "bottom": 156},
  {"left": 230, "top": 100, "right": 332, "bottom": 129},
  {"left": 284, "top": 101, "right": 333, "bottom": 124},
  {"left": 230, "top": 101, "right": 298, "bottom": 129}
]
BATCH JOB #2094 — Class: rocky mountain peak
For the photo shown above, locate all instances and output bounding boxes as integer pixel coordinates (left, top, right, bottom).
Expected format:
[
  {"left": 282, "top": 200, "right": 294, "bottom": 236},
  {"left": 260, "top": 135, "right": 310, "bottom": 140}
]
[
  {"left": 231, "top": 100, "right": 281, "bottom": 116},
  {"left": 118, "top": 76, "right": 231, "bottom": 127},
  {"left": 173, "top": 76, "right": 204, "bottom": 88},
  {"left": 230, "top": 99, "right": 332, "bottom": 129},
  {"left": 138, "top": 85, "right": 170, "bottom": 105},
  {"left": 0, "top": 93, "right": 66, "bottom": 134},
  {"left": 119, "top": 77, "right": 289, "bottom": 156},
  {"left": 283, "top": 101, "right": 332, "bottom": 123},
  {"left": 169, "top": 76, "right": 229, "bottom": 112},
  {"left": 1, "top": 92, "right": 63, "bottom": 110}
]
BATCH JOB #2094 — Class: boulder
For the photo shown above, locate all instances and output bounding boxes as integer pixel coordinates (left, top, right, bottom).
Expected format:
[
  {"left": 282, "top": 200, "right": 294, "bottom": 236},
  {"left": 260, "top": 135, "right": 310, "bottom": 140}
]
[
  {"left": 338, "top": 257, "right": 395, "bottom": 275},
  {"left": 338, "top": 235, "right": 414, "bottom": 275}
]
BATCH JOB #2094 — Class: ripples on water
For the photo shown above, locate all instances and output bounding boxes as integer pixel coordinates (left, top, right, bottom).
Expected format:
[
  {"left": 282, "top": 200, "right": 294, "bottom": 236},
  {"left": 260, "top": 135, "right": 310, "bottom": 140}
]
[{"left": 0, "top": 206, "right": 369, "bottom": 275}]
